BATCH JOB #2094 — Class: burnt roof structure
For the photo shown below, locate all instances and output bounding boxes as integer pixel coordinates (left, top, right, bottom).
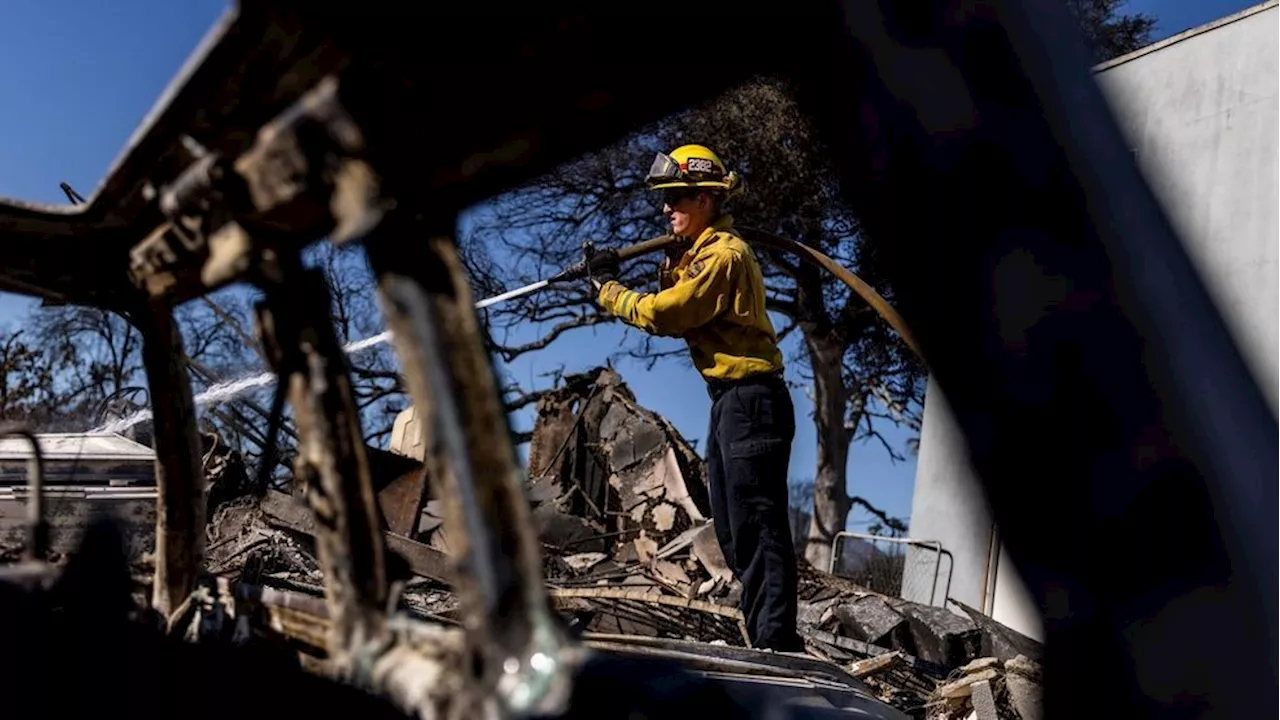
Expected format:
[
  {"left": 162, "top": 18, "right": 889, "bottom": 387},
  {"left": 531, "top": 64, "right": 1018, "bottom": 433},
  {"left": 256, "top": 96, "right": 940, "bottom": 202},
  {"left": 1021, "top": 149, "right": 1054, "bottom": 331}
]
[
  {"left": 0, "top": 3, "right": 816, "bottom": 308},
  {"left": 0, "top": 2, "right": 1274, "bottom": 718}
]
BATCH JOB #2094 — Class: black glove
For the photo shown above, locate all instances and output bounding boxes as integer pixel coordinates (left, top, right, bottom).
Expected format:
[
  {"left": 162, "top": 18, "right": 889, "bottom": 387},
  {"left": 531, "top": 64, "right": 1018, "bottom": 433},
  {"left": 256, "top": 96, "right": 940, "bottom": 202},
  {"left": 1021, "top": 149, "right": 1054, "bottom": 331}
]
[{"left": 583, "top": 242, "right": 620, "bottom": 287}]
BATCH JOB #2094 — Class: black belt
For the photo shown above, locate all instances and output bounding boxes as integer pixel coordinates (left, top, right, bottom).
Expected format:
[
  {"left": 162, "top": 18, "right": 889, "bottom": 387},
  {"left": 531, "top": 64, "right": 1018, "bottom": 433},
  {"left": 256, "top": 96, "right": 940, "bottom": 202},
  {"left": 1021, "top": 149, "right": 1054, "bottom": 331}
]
[{"left": 706, "top": 370, "right": 786, "bottom": 401}]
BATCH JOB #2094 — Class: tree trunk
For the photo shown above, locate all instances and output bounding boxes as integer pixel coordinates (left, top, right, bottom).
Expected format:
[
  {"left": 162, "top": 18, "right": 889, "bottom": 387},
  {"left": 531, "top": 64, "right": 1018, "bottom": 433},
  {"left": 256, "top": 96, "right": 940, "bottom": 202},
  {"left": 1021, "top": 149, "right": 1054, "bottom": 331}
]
[{"left": 803, "top": 333, "right": 852, "bottom": 571}]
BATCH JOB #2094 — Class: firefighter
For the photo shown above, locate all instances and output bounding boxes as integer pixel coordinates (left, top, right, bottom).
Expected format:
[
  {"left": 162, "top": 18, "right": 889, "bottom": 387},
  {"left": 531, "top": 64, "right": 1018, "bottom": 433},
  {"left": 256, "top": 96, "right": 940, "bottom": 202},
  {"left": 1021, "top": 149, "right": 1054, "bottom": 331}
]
[{"left": 585, "top": 144, "right": 802, "bottom": 652}]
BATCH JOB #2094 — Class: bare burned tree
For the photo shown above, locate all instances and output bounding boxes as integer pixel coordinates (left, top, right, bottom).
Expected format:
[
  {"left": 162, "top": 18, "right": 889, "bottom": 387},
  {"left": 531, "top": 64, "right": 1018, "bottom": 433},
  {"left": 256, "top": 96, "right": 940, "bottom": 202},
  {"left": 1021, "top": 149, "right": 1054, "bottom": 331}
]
[
  {"left": 463, "top": 77, "right": 927, "bottom": 570},
  {"left": 19, "top": 241, "right": 406, "bottom": 480},
  {"left": 33, "top": 304, "right": 145, "bottom": 418},
  {"left": 312, "top": 243, "right": 407, "bottom": 449},
  {"left": 0, "top": 328, "right": 59, "bottom": 423}
]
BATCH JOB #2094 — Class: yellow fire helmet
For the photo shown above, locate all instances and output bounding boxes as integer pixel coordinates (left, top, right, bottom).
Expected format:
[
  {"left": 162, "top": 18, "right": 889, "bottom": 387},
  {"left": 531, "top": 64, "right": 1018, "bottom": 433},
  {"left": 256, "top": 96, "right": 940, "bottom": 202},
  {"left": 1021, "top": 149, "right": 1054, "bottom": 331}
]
[{"left": 644, "top": 144, "right": 742, "bottom": 197}]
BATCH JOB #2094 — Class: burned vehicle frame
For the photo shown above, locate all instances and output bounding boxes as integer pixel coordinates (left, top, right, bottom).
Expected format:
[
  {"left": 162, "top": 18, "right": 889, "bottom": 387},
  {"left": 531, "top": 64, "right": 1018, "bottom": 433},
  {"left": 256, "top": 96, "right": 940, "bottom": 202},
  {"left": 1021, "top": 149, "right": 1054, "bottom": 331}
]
[{"left": 0, "top": 1, "right": 1275, "bottom": 718}]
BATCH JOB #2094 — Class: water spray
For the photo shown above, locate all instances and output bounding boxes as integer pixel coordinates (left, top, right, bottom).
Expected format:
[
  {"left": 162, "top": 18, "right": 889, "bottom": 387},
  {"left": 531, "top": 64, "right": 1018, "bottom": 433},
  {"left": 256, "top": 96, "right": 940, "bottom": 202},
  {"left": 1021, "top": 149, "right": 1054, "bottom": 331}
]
[
  {"left": 93, "top": 276, "right": 578, "bottom": 434},
  {"left": 93, "top": 229, "right": 919, "bottom": 436}
]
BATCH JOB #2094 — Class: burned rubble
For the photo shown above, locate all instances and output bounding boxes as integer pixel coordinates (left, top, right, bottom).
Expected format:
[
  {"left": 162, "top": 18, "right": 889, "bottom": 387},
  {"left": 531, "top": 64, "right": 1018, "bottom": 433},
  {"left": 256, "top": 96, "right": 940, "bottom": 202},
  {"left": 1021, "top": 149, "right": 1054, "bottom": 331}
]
[
  {"left": 927, "top": 654, "right": 1044, "bottom": 720},
  {"left": 191, "top": 366, "right": 1044, "bottom": 718},
  {"left": 0, "top": 366, "right": 1045, "bottom": 718},
  {"left": 497, "top": 367, "right": 1044, "bottom": 718}
]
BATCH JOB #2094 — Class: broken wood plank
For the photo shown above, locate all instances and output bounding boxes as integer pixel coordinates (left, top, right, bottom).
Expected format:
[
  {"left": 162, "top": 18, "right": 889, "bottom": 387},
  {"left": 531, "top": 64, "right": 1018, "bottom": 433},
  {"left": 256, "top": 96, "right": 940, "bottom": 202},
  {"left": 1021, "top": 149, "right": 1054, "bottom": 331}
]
[
  {"left": 576, "top": 633, "right": 892, "bottom": 693},
  {"left": 260, "top": 490, "right": 451, "bottom": 583},
  {"left": 549, "top": 586, "right": 745, "bottom": 620},
  {"left": 848, "top": 651, "right": 904, "bottom": 679},
  {"left": 800, "top": 627, "right": 948, "bottom": 679},
  {"left": 581, "top": 639, "right": 866, "bottom": 690},
  {"left": 550, "top": 586, "right": 750, "bottom": 645},
  {"left": 800, "top": 626, "right": 891, "bottom": 658},
  {"left": 936, "top": 667, "right": 1000, "bottom": 698},
  {"left": 382, "top": 532, "right": 452, "bottom": 584}
]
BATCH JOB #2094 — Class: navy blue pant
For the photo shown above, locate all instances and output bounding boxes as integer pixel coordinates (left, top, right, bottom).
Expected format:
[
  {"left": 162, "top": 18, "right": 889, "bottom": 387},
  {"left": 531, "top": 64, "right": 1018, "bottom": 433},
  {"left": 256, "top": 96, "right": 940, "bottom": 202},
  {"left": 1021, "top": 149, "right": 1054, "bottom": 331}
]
[{"left": 705, "top": 373, "right": 802, "bottom": 651}]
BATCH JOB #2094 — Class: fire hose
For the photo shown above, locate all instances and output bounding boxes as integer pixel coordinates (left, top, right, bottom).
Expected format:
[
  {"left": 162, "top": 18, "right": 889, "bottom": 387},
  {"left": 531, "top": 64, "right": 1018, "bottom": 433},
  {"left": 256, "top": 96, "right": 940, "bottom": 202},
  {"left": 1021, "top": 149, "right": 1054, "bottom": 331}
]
[{"left": 486, "top": 228, "right": 923, "bottom": 362}]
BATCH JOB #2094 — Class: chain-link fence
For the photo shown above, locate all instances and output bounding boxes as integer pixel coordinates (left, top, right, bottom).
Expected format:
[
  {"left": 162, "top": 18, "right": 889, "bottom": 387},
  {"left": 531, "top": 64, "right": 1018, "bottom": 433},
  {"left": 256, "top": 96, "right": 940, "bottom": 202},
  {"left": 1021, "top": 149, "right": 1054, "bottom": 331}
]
[{"left": 829, "top": 532, "right": 953, "bottom": 607}]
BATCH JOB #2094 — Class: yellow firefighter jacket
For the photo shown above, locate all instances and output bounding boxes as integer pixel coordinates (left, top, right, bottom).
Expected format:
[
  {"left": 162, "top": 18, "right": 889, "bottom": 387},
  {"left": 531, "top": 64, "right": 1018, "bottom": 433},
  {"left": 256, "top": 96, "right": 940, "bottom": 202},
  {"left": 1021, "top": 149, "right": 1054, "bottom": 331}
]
[{"left": 596, "top": 215, "right": 784, "bottom": 381}]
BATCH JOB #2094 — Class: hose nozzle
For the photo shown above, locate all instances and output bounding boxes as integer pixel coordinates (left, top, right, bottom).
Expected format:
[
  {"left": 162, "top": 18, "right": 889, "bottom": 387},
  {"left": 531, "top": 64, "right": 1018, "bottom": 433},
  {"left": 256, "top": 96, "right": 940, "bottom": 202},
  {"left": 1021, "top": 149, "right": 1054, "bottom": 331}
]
[{"left": 548, "top": 241, "right": 599, "bottom": 283}]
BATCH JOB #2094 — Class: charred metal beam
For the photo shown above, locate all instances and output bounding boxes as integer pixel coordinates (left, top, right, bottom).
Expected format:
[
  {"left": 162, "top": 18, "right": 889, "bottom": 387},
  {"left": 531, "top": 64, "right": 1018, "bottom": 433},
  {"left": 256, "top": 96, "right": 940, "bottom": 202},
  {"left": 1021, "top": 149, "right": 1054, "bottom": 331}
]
[
  {"left": 254, "top": 263, "right": 388, "bottom": 664},
  {"left": 136, "top": 301, "right": 206, "bottom": 617},
  {"left": 366, "top": 223, "right": 577, "bottom": 717}
]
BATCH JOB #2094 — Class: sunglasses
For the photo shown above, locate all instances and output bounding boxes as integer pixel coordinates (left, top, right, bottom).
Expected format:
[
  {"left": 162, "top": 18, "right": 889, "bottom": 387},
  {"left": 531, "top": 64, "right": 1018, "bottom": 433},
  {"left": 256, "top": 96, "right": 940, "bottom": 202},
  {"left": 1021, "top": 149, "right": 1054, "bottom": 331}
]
[{"left": 661, "top": 189, "right": 699, "bottom": 207}]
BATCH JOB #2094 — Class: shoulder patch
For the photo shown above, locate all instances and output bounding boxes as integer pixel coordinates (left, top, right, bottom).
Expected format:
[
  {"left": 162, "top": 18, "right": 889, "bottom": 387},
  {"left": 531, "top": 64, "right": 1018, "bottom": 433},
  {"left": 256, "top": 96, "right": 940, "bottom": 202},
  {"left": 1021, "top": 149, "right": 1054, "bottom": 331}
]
[{"left": 687, "top": 244, "right": 739, "bottom": 278}]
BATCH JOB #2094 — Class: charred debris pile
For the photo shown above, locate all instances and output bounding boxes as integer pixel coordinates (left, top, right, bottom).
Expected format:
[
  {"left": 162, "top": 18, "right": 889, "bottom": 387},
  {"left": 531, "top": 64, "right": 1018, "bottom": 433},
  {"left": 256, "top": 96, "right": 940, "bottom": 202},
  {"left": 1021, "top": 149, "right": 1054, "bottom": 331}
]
[{"left": 194, "top": 367, "right": 1043, "bottom": 718}]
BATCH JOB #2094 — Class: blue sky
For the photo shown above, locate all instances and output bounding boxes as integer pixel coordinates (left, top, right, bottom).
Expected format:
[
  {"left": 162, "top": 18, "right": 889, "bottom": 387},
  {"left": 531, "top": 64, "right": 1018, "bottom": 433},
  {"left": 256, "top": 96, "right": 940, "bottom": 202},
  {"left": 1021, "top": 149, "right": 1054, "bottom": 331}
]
[
  {"left": 0, "top": 0, "right": 1257, "bottom": 529},
  {"left": 1125, "top": 0, "right": 1263, "bottom": 40}
]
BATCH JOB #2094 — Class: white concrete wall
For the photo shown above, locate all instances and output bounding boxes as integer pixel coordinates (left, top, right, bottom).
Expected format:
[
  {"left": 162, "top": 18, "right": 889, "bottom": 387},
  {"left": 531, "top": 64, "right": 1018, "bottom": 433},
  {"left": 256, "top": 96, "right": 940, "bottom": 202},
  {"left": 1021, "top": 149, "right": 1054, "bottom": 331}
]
[
  {"left": 902, "top": 2, "right": 1278, "bottom": 643},
  {"left": 902, "top": 376, "right": 1046, "bottom": 640},
  {"left": 989, "top": 542, "right": 1041, "bottom": 640},
  {"left": 1097, "top": 1, "right": 1279, "bottom": 411},
  {"left": 901, "top": 376, "right": 993, "bottom": 611}
]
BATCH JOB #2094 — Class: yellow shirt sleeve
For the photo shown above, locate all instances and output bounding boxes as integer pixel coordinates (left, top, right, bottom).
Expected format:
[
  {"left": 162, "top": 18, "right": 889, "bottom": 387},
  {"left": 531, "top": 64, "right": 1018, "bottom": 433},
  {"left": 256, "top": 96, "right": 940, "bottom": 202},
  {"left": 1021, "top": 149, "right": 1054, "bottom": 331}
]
[{"left": 597, "top": 249, "right": 736, "bottom": 337}]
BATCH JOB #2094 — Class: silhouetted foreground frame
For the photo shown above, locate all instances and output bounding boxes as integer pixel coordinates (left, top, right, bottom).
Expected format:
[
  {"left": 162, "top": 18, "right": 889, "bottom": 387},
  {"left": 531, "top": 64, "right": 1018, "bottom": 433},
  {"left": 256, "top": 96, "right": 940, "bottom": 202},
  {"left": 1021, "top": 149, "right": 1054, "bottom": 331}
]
[{"left": 0, "top": 2, "right": 1273, "bottom": 717}]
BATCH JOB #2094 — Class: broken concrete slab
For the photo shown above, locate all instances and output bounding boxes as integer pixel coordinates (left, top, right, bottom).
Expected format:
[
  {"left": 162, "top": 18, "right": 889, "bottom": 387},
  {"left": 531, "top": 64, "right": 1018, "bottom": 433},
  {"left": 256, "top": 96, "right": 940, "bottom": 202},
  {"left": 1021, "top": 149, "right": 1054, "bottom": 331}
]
[
  {"left": 1005, "top": 672, "right": 1043, "bottom": 720},
  {"left": 831, "top": 595, "right": 912, "bottom": 649},
  {"left": 969, "top": 678, "right": 998, "bottom": 720},
  {"left": 894, "top": 602, "right": 984, "bottom": 669},
  {"left": 1004, "top": 654, "right": 1042, "bottom": 682},
  {"left": 948, "top": 598, "right": 1044, "bottom": 664},
  {"left": 798, "top": 597, "right": 841, "bottom": 627}
]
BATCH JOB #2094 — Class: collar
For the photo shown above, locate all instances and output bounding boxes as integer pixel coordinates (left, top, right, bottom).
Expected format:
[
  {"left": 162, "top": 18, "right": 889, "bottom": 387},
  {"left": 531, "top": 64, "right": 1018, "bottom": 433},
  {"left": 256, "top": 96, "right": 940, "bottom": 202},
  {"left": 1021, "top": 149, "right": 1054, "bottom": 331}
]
[{"left": 689, "top": 214, "right": 735, "bottom": 255}]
